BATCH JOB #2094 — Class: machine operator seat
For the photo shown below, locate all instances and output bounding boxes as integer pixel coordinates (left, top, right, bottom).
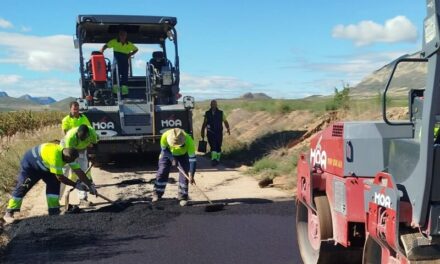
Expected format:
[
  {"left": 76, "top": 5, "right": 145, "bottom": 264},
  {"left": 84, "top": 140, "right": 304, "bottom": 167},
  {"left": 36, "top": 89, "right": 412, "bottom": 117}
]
[
  {"left": 86, "top": 51, "right": 113, "bottom": 105},
  {"left": 149, "top": 51, "right": 169, "bottom": 71}
]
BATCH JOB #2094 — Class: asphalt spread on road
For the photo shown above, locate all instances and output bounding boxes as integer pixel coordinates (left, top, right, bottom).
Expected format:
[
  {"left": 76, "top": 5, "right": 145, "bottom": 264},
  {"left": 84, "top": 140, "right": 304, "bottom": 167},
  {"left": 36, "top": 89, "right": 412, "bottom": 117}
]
[{"left": 1, "top": 198, "right": 300, "bottom": 264}]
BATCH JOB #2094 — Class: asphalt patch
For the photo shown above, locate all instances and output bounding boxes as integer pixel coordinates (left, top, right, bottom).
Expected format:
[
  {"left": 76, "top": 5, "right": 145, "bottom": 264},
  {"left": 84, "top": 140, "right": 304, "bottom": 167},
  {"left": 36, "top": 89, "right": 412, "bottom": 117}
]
[
  {"left": 116, "top": 178, "right": 147, "bottom": 187},
  {"left": 1, "top": 200, "right": 295, "bottom": 263},
  {"left": 92, "top": 200, "right": 133, "bottom": 213}
]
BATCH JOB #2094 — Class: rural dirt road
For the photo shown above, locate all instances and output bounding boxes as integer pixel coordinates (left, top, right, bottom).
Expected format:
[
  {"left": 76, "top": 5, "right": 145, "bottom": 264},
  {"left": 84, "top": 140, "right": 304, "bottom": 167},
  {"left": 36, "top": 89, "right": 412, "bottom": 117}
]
[{"left": 1, "top": 155, "right": 302, "bottom": 264}]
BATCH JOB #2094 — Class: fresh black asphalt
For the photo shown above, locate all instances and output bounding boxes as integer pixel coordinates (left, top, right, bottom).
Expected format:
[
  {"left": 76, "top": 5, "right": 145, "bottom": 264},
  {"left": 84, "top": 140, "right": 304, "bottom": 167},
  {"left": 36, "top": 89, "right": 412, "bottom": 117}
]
[{"left": 1, "top": 199, "right": 301, "bottom": 264}]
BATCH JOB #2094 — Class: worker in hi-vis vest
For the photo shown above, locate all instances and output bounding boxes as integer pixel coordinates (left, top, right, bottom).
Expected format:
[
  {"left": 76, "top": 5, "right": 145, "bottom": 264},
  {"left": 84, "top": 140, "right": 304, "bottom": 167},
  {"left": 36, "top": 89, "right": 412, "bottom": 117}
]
[
  {"left": 61, "top": 124, "right": 98, "bottom": 206},
  {"left": 60, "top": 101, "right": 93, "bottom": 201},
  {"left": 100, "top": 28, "right": 138, "bottom": 97},
  {"left": 61, "top": 101, "right": 91, "bottom": 134},
  {"left": 3, "top": 143, "right": 97, "bottom": 224},
  {"left": 201, "top": 100, "right": 231, "bottom": 166},
  {"left": 152, "top": 128, "right": 196, "bottom": 207}
]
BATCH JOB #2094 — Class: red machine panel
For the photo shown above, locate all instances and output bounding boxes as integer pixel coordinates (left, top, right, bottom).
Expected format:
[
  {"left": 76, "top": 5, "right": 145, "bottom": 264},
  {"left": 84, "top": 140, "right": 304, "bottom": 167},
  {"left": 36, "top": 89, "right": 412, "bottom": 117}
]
[
  {"left": 309, "top": 123, "right": 344, "bottom": 176},
  {"left": 91, "top": 54, "right": 107, "bottom": 82}
]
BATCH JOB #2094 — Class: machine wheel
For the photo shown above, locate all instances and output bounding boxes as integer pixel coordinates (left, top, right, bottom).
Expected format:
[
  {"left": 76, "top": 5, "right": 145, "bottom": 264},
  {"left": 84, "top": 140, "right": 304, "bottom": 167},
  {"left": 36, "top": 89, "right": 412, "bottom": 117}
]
[
  {"left": 362, "top": 236, "right": 382, "bottom": 264},
  {"left": 296, "top": 195, "right": 362, "bottom": 264},
  {"left": 297, "top": 195, "right": 333, "bottom": 264}
]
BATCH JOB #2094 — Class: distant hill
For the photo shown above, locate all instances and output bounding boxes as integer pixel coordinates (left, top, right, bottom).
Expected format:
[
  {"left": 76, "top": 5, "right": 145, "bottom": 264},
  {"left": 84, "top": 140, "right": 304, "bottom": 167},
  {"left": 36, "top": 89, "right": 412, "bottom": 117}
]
[
  {"left": 0, "top": 96, "right": 43, "bottom": 111},
  {"left": 0, "top": 91, "right": 8, "bottom": 97},
  {"left": 49, "top": 97, "right": 76, "bottom": 111},
  {"left": 350, "top": 52, "right": 427, "bottom": 98},
  {"left": 240, "top": 92, "right": 272, "bottom": 100},
  {"left": 19, "top": 94, "right": 56, "bottom": 105},
  {"left": 0, "top": 96, "right": 74, "bottom": 112}
]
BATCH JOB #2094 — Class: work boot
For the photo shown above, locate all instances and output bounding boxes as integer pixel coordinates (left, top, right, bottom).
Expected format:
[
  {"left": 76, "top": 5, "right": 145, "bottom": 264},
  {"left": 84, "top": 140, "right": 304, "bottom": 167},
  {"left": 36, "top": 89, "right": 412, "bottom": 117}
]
[
  {"left": 151, "top": 193, "right": 161, "bottom": 202},
  {"left": 3, "top": 211, "right": 15, "bottom": 224},
  {"left": 179, "top": 199, "right": 188, "bottom": 207}
]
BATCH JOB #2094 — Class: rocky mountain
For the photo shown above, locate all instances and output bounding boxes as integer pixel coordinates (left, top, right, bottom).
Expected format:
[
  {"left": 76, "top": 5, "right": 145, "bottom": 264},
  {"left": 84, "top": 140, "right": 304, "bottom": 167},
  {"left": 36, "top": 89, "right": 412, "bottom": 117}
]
[
  {"left": 350, "top": 52, "right": 427, "bottom": 98},
  {"left": 0, "top": 91, "right": 8, "bottom": 97},
  {"left": 240, "top": 92, "right": 272, "bottom": 100},
  {"left": 19, "top": 94, "right": 56, "bottom": 105}
]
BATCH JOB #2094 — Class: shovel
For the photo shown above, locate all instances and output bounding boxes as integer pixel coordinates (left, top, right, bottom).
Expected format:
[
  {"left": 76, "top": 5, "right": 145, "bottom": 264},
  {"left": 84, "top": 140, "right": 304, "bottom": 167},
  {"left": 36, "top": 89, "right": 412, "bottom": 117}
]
[
  {"left": 176, "top": 165, "right": 225, "bottom": 212},
  {"left": 64, "top": 165, "right": 93, "bottom": 212}
]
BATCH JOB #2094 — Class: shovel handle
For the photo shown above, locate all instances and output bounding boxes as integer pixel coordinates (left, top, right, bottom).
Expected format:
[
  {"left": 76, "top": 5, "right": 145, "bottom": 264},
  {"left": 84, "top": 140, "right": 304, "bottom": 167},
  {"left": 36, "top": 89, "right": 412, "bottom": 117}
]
[
  {"left": 96, "top": 193, "right": 114, "bottom": 203},
  {"left": 176, "top": 165, "right": 213, "bottom": 205}
]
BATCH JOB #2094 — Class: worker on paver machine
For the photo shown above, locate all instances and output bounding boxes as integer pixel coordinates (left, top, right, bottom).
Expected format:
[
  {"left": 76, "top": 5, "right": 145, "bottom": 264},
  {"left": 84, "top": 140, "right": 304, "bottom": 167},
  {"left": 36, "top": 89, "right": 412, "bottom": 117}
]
[
  {"left": 100, "top": 28, "right": 138, "bottom": 97},
  {"left": 200, "top": 100, "right": 231, "bottom": 166},
  {"left": 152, "top": 128, "right": 196, "bottom": 206},
  {"left": 61, "top": 124, "right": 98, "bottom": 206},
  {"left": 3, "top": 143, "right": 97, "bottom": 224}
]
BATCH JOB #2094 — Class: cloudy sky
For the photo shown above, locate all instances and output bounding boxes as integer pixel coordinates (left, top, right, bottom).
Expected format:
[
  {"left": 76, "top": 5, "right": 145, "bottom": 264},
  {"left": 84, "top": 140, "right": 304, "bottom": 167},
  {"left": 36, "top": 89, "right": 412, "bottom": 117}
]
[{"left": 0, "top": 0, "right": 424, "bottom": 100}]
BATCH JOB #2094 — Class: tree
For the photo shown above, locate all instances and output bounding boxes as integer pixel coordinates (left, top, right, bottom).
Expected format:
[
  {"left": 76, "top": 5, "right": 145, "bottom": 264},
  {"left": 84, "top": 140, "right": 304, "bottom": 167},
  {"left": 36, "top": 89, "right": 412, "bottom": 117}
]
[{"left": 333, "top": 82, "right": 350, "bottom": 110}]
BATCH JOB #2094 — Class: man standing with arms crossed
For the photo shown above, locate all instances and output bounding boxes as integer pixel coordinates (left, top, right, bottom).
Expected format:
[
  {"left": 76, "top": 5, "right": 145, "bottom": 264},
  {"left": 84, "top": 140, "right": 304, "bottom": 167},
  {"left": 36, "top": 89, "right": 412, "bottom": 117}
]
[
  {"left": 201, "top": 100, "right": 231, "bottom": 166},
  {"left": 62, "top": 101, "right": 91, "bottom": 134}
]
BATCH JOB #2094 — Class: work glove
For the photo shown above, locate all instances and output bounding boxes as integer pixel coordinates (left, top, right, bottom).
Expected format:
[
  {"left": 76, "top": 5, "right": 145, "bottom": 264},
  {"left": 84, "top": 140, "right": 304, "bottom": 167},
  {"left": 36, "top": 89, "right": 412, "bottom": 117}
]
[
  {"left": 189, "top": 172, "right": 195, "bottom": 185},
  {"left": 75, "top": 180, "right": 88, "bottom": 191},
  {"left": 88, "top": 183, "right": 98, "bottom": 196}
]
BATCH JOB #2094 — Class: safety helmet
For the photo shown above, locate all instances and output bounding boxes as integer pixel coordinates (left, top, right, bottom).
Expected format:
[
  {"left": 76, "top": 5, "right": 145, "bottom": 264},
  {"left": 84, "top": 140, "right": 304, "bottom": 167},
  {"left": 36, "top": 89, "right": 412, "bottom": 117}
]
[{"left": 167, "top": 128, "right": 186, "bottom": 147}]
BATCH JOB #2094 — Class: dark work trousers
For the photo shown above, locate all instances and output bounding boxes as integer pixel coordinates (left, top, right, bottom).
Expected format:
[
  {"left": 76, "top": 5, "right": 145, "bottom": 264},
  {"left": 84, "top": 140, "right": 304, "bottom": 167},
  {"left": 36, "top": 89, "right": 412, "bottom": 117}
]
[
  {"left": 154, "top": 154, "right": 190, "bottom": 200},
  {"left": 207, "top": 131, "right": 223, "bottom": 153},
  {"left": 113, "top": 52, "right": 129, "bottom": 86},
  {"left": 8, "top": 149, "right": 60, "bottom": 214}
]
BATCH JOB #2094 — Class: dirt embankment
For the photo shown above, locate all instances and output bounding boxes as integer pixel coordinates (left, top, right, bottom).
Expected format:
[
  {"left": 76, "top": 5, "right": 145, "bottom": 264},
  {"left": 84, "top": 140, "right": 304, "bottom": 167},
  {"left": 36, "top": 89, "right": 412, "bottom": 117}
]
[{"left": 217, "top": 106, "right": 408, "bottom": 191}]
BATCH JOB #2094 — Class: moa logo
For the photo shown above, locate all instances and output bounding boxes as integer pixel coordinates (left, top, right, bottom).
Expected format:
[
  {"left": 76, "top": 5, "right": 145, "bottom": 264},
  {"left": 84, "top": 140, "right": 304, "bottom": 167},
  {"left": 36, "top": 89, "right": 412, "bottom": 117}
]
[
  {"left": 93, "top": 121, "right": 115, "bottom": 130},
  {"left": 310, "top": 135, "right": 327, "bottom": 169},
  {"left": 374, "top": 192, "right": 391, "bottom": 208},
  {"left": 161, "top": 115, "right": 182, "bottom": 128}
]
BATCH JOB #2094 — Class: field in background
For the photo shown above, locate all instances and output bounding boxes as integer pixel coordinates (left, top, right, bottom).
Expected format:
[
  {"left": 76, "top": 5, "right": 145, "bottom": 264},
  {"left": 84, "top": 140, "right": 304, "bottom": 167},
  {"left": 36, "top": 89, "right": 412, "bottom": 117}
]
[{"left": 0, "top": 111, "right": 65, "bottom": 211}]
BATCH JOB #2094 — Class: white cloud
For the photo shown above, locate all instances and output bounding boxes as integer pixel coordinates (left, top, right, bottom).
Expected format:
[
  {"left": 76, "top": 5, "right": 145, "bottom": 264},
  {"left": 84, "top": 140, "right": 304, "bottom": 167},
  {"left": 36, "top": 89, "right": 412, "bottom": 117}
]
[
  {"left": 332, "top": 16, "right": 418, "bottom": 46},
  {"left": 0, "top": 74, "right": 22, "bottom": 85},
  {"left": 0, "top": 32, "right": 76, "bottom": 72},
  {"left": 283, "top": 50, "right": 414, "bottom": 97},
  {"left": 1, "top": 77, "right": 79, "bottom": 100},
  {"left": 0, "top": 18, "right": 13, "bottom": 29},
  {"left": 180, "top": 73, "right": 256, "bottom": 99},
  {"left": 20, "top": 26, "right": 31, "bottom": 32}
]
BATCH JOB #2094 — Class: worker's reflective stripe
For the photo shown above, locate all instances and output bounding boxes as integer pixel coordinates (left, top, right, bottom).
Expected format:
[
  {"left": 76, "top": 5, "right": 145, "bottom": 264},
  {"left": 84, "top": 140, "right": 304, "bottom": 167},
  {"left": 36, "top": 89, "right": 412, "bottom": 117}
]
[
  {"left": 189, "top": 158, "right": 197, "bottom": 162},
  {"left": 36, "top": 160, "right": 49, "bottom": 171},
  {"left": 32, "top": 146, "right": 49, "bottom": 171},
  {"left": 155, "top": 181, "right": 168, "bottom": 186},
  {"left": 32, "top": 147, "right": 38, "bottom": 158},
  {"left": 154, "top": 187, "right": 165, "bottom": 192},
  {"left": 179, "top": 183, "right": 188, "bottom": 189},
  {"left": 7, "top": 197, "right": 23, "bottom": 209},
  {"left": 46, "top": 195, "right": 60, "bottom": 208}
]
